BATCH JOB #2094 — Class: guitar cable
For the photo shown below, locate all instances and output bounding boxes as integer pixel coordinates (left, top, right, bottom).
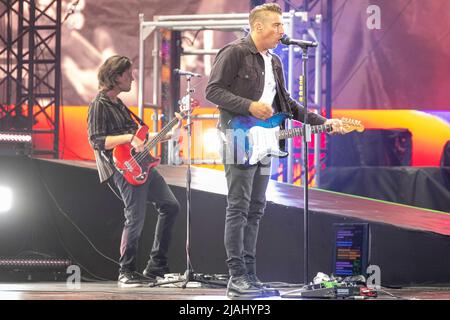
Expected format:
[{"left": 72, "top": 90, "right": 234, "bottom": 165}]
[
  {"left": 107, "top": 181, "right": 123, "bottom": 201},
  {"left": 32, "top": 160, "right": 119, "bottom": 281}
]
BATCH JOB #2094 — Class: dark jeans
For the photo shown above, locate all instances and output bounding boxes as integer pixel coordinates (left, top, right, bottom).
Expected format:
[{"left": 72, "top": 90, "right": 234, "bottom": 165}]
[
  {"left": 224, "top": 162, "right": 270, "bottom": 277},
  {"left": 111, "top": 168, "right": 179, "bottom": 274}
]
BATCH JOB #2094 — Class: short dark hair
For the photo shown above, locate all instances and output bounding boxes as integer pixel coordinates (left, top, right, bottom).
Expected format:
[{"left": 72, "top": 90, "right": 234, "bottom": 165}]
[
  {"left": 97, "top": 55, "right": 132, "bottom": 91},
  {"left": 249, "top": 3, "right": 282, "bottom": 30}
]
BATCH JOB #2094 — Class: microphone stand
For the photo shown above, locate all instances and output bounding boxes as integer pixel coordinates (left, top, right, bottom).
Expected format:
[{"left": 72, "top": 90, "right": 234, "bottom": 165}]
[
  {"left": 149, "top": 74, "right": 224, "bottom": 289},
  {"left": 300, "top": 45, "right": 312, "bottom": 284},
  {"left": 181, "top": 73, "right": 194, "bottom": 288},
  {"left": 281, "top": 35, "right": 316, "bottom": 284}
]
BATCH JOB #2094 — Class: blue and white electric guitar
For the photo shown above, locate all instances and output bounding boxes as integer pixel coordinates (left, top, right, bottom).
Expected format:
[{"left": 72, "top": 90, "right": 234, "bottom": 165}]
[{"left": 227, "top": 112, "right": 364, "bottom": 166}]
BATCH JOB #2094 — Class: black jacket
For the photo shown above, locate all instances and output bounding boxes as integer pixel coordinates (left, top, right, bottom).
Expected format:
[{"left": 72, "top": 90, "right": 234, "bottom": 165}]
[{"left": 205, "top": 35, "right": 326, "bottom": 131}]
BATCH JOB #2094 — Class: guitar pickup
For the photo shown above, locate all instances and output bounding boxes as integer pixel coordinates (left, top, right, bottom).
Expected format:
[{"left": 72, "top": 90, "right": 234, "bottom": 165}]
[{"left": 124, "top": 161, "right": 133, "bottom": 172}]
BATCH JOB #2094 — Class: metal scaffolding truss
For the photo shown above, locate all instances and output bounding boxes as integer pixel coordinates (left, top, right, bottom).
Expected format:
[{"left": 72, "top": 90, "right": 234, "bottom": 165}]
[
  {"left": 283, "top": 0, "right": 333, "bottom": 117},
  {"left": 137, "top": 10, "right": 329, "bottom": 184},
  {"left": 282, "top": 0, "right": 334, "bottom": 186},
  {"left": 137, "top": 12, "right": 321, "bottom": 113},
  {"left": 0, "top": 0, "right": 61, "bottom": 158}
]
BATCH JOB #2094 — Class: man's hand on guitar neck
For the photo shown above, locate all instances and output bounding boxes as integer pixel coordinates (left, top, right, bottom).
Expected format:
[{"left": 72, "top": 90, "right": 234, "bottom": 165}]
[
  {"left": 324, "top": 118, "right": 346, "bottom": 135},
  {"left": 130, "top": 112, "right": 183, "bottom": 151},
  {"left": 161, "top": 112, "right": 183, "bottom": 142}
]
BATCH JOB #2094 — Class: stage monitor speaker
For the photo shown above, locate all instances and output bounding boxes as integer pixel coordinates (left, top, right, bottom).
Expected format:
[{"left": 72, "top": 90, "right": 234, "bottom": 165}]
[
  {"left": 328, "top": 129, "right": 412, "bottom": 166},
  {"left": 332, "top": 223, "right": 370, "bottom": 277}
]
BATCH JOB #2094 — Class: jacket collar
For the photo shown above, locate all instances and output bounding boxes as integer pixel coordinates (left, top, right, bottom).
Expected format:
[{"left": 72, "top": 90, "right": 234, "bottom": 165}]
[
  {"left": 244, "top": 34, "right": 277, "bottom": 59},
  {"left": 244, "top": 34, "right": 259, "bottom": 55},
  {"left": 98, "top": 90, "right": 123, "bottom": 106}
]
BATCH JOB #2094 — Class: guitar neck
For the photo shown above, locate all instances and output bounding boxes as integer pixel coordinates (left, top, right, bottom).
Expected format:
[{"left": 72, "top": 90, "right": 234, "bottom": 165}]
[
  {"left": 144, "top": 115, "right": 182, "bottom": 150},
  {"left": 278, "top": 123, "right": 333, "bottom": 140}
]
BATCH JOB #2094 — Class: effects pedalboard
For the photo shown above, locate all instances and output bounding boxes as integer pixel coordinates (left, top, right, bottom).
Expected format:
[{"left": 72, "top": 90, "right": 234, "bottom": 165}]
[{"left": 284, "top": 281, "right": 378, "bottom": 299}]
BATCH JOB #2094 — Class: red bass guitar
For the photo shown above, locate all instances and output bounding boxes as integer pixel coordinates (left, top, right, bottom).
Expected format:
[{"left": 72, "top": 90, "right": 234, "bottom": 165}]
[{"left": 112, "top": 112, "right": 185, "bottom": 186}]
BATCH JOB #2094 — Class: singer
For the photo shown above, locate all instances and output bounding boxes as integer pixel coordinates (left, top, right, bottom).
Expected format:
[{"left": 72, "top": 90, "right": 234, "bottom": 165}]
[{"left": 205, "top": 3, "right": 345, "bottom": 299}]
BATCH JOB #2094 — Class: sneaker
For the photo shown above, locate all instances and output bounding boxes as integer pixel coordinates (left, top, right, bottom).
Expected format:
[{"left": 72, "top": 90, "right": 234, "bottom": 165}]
[
  {"left": 118, "top": 271, "right": 155, "bottom": 288},
  {"left": 247, "top": 274, "right": 280, "bottom": 297},
  {"left": 143, "top": 265, "right": 169, "bottom": 279},
  {"left": 226, "top": 275, "right": 265, "bottom": 299}
]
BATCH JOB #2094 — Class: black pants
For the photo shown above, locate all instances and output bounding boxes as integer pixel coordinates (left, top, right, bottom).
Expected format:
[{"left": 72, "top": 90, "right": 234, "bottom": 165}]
[
  {"left": 111, "top": 168, "right": 179, "bottom": 273},
  {"left": 224, "top": 162, "right": 270, "bottom": 277}
]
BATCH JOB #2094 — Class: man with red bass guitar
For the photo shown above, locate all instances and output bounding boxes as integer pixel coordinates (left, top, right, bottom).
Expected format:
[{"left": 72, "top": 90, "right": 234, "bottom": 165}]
[{"left": 87, "top": 55, "right": 182, "bottom": 287}]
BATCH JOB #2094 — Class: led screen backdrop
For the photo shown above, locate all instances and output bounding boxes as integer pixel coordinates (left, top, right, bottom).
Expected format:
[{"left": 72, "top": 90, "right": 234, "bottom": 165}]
[
  {"left": 331, "top": 0, "right": 450, "bottom": 110},
  {"left": 57, "top": 0, "right": 450, "bottom": 111}
]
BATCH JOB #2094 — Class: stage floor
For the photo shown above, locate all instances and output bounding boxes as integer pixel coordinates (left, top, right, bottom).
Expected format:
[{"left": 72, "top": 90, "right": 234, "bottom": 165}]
[{"left": 1, "top": 281, "right": 450, "bottom": 300}]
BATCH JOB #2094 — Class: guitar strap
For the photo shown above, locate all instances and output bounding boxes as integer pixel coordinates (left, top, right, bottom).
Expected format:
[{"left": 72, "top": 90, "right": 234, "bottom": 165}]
[
  {"left": 102, "top": 103, "right": 148, "bottom": 170},
  {"left": 123, "top": 105, "right": 147, "bottom": 127}
]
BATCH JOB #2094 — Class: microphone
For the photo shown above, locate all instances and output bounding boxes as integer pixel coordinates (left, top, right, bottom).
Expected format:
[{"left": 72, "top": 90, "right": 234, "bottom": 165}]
[
  {"left": 280, "top": 34, "right": 318, "bottom": 48},
  {"left": 173, "top": 69, "right": 202, "bottom": 77}
]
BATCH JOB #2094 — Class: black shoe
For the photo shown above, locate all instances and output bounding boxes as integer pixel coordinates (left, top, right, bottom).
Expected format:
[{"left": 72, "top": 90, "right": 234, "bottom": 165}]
[
  {"left": 118, "top": 271, "right": 155, "bottom": 288},
  {"left": 247, "top": 274, "right": 280, "bottom": 297},
  {"left": 226, "top": 275, "right": 265, "bottom": 299},
  {"left": 143, "top": 265, "right": 169, "bottom": 279}
]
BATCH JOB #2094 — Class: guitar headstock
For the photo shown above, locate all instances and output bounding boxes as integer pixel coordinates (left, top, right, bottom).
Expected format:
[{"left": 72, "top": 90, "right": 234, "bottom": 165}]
[{"left": 341, "top": 117, "right": 365, "bottom": 133}]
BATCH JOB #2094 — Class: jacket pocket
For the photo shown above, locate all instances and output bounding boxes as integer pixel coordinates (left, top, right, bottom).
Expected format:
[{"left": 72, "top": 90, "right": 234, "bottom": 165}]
[
  {"left": 233, "top": 67, "right": 258, "bottom": 99},
  {"left": 237, "top": 67, "right": 257, "bottom": 81}
]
